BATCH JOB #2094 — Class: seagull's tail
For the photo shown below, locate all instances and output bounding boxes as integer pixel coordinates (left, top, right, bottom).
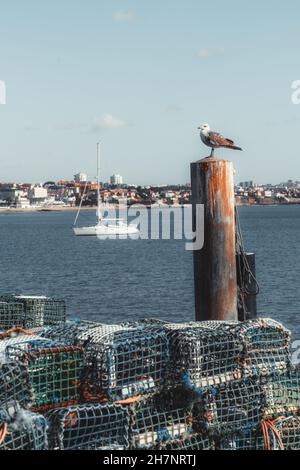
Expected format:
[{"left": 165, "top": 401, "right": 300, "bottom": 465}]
[{"left": 230, "top": 145, "right": 242, "bottom": 151}]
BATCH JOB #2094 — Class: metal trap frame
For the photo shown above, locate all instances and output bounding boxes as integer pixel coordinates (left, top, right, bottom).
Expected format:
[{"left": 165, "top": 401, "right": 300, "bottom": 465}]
[
  {"left": 46, "top": 403, "right": 130, "bottom": 450},
  {"left": 78, "top": 325, "right": 169, "bottom": 401},
  {"left": 6, "top": 340, "right": 84, "bottom": 411},
  {"left": 0, "top": 409, "right": 48, "bottom": 450},
  {"left": 192, "top": 377, "right": 264, "bottom": 437},
  {"left": 1, "top": 295, "right": 66, "bottom": 328},
  {"left": 270, "top": 415, "right": 300, "bottom": 450},
  {"left": 168, "top": 324, "right": 243, "bottom": 389},
  {"left": 40, "top": 320, "right": 102, "bottom": 346},
  {"left": 128, "top": 393, "right": 193, "bottom": 449},
  {"left": 0, "top": 302, "right": 25, "bottom": 330},
  {"left": 0, "top": 362, "right": 32, "bottom": 412}
]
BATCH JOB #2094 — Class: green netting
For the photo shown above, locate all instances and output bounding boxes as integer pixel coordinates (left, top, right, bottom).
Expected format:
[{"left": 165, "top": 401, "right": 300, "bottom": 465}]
[
  {"left": 6, "top": 340, "right": 84, "bottom": 411},
  {"left": 261, "top": 369, "right": 300, "bottom": 418},
  {"left": 0, "top": 302, "right": 24, "bottom": 330}
]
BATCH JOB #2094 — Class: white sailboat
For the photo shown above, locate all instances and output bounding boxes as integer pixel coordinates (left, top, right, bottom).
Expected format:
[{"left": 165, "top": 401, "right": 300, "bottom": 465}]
[{"left": 73, "top": 143, "right": 139, "bottom": 237}]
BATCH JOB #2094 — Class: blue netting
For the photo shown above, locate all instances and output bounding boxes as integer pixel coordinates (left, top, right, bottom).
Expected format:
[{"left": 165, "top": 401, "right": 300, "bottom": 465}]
[
  {"left": 46, "top": 403, "right": 130, "bottom": 450},
  {"left": 0, "top": 409, "right": 48, "bottom": 450},
  {"left": 0, "top": 362, "right": 32, "bottom": 413}
]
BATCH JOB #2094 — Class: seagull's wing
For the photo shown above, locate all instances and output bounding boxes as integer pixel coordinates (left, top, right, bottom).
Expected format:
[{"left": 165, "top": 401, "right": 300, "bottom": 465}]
[{"left": 208, "top": 131, "right": 235, "bottom": 147}]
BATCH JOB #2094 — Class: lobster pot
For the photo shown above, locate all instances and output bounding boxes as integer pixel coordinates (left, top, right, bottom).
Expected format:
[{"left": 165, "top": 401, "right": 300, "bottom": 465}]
[
  {"left": 167, "top": 323, "right": 243, "bottom": 389},
  {"left": 46, "top": 403, "right": 130, "bottom": 450},
  {"left": 159, "top": 434, "right": 212, "bottom": 450},
  {"left": 40, "top": 320, "right": 102, "bottom": 346},
  {"left": 78, "top": 325, "right": 169, "bottom": 401},
  {"left": 261, "top": 369, "right": 300, "bottom": 418},
  {"left": 0, "top": 410, "right": 48, "bottom": 450},
  {"left": 0, "top": 362, "right": 32, "bottom": 412},
  {"left": 17, "top": 296, "right": 66, "bottom": 327},
  {"left": 0, "top": 302, "right": 24, "bottom": 330},
  {"left": 271, "top": 415, "right": 300, "bottom": 450},
  {"left": 192, "top": 377, "right": 263, "bottom": 437},
  {"left": 6, "top": 340, "right": 84, "bottom": 411},
  {"left": 129, "top": 393, "right": 193, "bottom": 449},
  {"left": 233, "top": 319, "right": 291, "bottom": 376}
]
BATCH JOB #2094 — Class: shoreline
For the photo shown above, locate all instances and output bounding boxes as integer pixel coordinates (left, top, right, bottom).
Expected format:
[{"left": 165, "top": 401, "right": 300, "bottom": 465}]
[{"left": 1, "top": 202, "right": 300, "bottom": 214}]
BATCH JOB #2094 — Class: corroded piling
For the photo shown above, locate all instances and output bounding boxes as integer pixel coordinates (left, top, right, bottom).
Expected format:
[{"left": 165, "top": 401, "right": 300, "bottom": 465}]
[{"left": 191, "top": 157, "right": 238, "bottom": 321}]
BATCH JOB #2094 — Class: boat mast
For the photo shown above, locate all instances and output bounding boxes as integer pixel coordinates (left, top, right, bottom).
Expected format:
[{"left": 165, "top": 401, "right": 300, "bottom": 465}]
[{"left": 96, "top": 142, "right": 102, "bottom": 222}]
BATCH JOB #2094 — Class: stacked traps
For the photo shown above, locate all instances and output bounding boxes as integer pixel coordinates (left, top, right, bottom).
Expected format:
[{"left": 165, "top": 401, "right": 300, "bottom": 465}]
[
  {"left": 165, "top": 319, "right": 293, "bottom": 441},
  {"left": 218, "top": 432, "right": 265, "bottom": 450},
  {"left": 0, "top": 294, "right": 66, "bottom": 328},
  {"left": 0, "top": 408, "right": 48, "bottom": 450},
  {"left": 160, "top": 434, "right": 212, "bottom": 450},
  {"left": 46, "top": 403, "right": 130, "bottom": 450},
  {"left": 6, "top": 339, "right": 84, "bottom": 411},
  {"left": 76, "top": 323, "right": 169, "bottom": 401},
  {"left": 166, "top": 321, "right": 243, "bottom": 389},
  {"left": 0, "top": 302, "right": 24, "bottom": 331},
  {"left": 126, "top": 391, "right": 194, "bottom": 449}
]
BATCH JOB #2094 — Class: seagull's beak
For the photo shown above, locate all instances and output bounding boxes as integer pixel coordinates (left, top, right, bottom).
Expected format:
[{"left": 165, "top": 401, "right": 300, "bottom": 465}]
[{"left": 197, "top": 126, "right": 201, "bottom": 129}]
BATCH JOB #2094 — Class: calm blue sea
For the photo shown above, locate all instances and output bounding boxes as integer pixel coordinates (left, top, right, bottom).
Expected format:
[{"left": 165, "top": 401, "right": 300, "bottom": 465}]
[{"left": 0, "top": 205, "right": 299, "bottom": 338}]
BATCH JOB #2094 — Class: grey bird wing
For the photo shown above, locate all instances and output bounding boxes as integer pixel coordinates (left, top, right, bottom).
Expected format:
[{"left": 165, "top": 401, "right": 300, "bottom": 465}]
[{"left": 208, "top": 131, "right": 234, "bottom": 147}]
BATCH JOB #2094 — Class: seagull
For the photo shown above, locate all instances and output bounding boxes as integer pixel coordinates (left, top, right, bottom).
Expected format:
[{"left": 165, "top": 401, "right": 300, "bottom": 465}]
[{"left": 198, "top": 123, "right": 242, "bottom": 157}]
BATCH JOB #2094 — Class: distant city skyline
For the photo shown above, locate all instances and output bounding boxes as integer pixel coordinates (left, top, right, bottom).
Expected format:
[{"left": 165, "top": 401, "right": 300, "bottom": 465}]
[{"left": 1, "top": 1, "right": 300, "bottom": 184}]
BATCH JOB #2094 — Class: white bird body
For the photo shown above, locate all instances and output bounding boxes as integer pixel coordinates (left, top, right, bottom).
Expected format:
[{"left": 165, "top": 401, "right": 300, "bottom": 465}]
[{"left": 198, "top": 123, "right": 242, "bottom": 157}]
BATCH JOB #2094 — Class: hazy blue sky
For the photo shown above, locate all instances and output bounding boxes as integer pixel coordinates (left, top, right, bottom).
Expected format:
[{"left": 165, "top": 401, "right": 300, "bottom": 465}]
[{"left": 1, "top": 0, "right": 300, "bottom": 185}]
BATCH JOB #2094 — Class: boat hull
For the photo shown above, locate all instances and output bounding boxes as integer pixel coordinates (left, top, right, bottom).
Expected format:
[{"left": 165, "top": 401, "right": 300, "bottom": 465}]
[{"left": 73, "top": 224, "right": 139, "bottom": 237}]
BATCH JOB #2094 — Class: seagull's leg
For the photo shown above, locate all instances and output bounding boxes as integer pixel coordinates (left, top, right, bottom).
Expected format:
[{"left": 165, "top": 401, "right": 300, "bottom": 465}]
[{"left": 210, "top": 148, "right": 215, "bottom": 157}]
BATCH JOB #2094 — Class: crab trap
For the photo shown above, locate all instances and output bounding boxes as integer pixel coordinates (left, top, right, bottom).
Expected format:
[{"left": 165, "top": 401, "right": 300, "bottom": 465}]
[
  {"left": 0, "top": 302, "right": 25, "bottom": 330},
  {"left": 234, "top": 318, "right": 291, "bottom": 376},
  {"left": 46, "top": 403, "right": 130, "bottom": 450},
  {"left": 0, "top": 295, "right": 66, "bottom": 328},
  {"left": 192, "top": 377, "right": 264, "bottom": 437},
  {"left": 261, "top": 368, "right": 300, "bottom": 417},
  {"left": 0, "top": 362, "right": 32, "bottom": 412},
  {"left": 0, "top": 409, "right": 48, "bottom": 450},
  {"left": 167, "top": 323, "right": 243, "bottom": 389},
  {"left": 6, "top": 340, "right": 84, "bottom": 411},
  {"left": 77, "top": 325, "right": 169, "bottom": 401},
  {"left": 127, "top": 392, "right": 193, "bottom": 449}
]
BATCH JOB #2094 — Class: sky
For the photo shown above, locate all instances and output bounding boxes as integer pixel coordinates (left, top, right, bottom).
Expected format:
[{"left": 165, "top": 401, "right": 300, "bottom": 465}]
[{"left": 1, "top": 0, "right": 300, "bottom": 185}]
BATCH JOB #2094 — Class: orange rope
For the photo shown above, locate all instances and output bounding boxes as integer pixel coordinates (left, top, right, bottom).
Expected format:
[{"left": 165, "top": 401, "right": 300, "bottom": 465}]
[
  {"left": 0, "top": 423, "right": 8, "bottom": 446},
  {"left": 0, "top": 327, "right": 33, "bottom": 340}
]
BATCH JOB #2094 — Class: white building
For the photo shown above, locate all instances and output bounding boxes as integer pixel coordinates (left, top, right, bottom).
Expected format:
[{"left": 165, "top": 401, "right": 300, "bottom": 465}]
[
  {"left": 74, "top": 172, "right": 87, "bottom": 183},
  {"left": 110, "top": 174, "right": 123, "bottom": 186}
]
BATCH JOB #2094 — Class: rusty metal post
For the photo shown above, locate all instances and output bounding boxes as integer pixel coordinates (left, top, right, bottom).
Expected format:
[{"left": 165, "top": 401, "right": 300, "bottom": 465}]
[{"left": 191, "top": 157, "right": 238, "bottom": 321}]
